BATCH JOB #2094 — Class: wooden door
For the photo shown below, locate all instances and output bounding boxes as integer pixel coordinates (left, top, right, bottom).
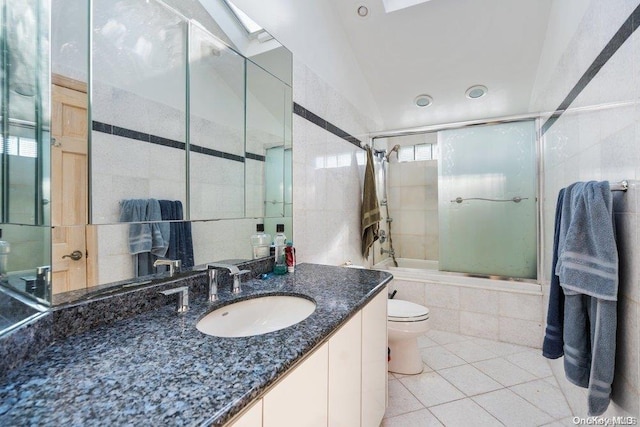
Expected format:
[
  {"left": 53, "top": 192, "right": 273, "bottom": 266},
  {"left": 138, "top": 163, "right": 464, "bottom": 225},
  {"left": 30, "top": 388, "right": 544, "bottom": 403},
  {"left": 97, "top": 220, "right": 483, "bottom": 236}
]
[{"left": 51, "top": 76, "right": 94, "bottom": 293}]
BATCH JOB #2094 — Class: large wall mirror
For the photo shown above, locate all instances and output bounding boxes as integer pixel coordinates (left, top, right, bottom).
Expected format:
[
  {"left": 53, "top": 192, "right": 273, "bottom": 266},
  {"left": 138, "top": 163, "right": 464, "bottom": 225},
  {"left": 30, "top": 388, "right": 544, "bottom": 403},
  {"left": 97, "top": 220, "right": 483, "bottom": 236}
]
[{"left": 0, "top": 0, "right": 293, "bottom": 324}]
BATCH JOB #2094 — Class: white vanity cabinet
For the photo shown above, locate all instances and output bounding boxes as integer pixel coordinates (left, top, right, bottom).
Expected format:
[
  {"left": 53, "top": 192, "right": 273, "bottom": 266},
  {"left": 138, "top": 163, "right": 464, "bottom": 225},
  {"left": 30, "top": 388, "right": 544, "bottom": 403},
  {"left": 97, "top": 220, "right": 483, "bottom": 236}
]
[
  {"left": 226, "top": 288, "right": 387, "bottom": 427},
  {"left": 228, "top": 400, "right": 262, "bottom": 427},
  {"left": 361, "top": 290, "right": 388, "bottom": 426},
  {"left": 328, "top": 311, "right": 362, "bottom": 426},
  {"left": 263, "top": 343, "right": 329, "bottom": 427}
]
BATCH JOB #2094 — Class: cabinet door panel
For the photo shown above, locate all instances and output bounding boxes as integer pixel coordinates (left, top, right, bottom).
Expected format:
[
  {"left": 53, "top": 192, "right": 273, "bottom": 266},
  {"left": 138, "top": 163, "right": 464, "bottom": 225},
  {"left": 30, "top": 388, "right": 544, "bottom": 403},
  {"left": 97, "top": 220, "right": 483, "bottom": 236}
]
[
  {"left": 263, "top": 343, "right": 328, "bottom": 427},
  {"left": 362, "top": 290, "right": 388, "bottom": 426},
  {"left": 228, "top": 399, "right": 262, "bottom": 427},
  {"left": 329, "top": 312, "right": 362, "bottom": 427}
]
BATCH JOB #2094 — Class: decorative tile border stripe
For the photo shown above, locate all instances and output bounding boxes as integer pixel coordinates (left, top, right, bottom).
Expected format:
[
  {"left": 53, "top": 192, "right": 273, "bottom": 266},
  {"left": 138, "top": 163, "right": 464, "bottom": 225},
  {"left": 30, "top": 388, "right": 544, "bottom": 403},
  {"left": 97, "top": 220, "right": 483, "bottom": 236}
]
[
  {"left": 92, "top": 121, "right": 264, "bottom": 162},
  {"left": 293, "top": 102, "right": 363, "bottom": 148},
  {"left": 541, "top": 3, "right": 640, "bottom": 135}
]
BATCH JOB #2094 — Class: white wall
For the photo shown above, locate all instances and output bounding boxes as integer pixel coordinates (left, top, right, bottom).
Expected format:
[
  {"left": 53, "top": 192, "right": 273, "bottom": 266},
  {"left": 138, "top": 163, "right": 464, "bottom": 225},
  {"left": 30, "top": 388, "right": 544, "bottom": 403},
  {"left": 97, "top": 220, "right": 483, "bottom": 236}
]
[
  {"left": 231, "top": 0, "right": 382, "bottom": 127},
  {"left": 292, "top": 59, "right": 381, "bottom": 266},
  {"left": 534, "top": 0, "right": 640, "bottom": 417}
]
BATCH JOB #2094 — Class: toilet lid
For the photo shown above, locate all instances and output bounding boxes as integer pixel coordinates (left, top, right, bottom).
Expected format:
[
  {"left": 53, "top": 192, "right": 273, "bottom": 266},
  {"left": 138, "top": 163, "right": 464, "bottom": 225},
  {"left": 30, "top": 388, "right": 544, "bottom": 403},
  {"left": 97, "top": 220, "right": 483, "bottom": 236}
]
[{"left": 388, "top": 299, "right": 429, "bottom": 322}]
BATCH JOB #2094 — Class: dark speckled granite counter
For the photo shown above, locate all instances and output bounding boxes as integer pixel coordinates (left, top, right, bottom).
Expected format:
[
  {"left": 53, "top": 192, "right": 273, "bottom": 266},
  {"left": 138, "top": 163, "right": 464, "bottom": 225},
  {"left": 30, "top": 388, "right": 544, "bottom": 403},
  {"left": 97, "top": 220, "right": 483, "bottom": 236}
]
[{"left": 0, "top": 264, "right": 391, "bottom": 426}]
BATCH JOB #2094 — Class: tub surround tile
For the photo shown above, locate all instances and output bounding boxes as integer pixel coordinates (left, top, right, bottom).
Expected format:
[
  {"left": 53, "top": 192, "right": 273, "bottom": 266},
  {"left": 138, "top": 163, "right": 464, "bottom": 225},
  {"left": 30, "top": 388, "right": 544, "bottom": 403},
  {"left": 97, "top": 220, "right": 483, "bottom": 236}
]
[{"left": 0, "top": 264, "right": 390, "bottom": 426}]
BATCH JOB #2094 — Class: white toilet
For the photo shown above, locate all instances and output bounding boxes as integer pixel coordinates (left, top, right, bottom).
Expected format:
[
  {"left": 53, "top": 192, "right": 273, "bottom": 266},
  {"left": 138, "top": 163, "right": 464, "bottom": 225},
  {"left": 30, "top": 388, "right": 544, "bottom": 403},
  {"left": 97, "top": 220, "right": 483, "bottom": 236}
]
[{"left": 387, "top": 299, "right": 430, "bottom": 375}]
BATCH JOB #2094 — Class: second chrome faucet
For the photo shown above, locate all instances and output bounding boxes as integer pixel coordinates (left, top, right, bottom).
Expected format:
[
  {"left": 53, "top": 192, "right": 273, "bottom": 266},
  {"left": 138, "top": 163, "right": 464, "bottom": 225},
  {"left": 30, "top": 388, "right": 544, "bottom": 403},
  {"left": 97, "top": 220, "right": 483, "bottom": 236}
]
[{"left": 207, "top": 263, "right": 251, "bottom": 302}]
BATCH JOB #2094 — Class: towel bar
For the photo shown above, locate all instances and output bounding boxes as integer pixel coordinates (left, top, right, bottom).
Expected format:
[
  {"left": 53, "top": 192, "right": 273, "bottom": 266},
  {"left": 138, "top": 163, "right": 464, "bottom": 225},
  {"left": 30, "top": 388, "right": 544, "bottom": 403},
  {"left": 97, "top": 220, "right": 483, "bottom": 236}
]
[{"left": 610, "top": 180, "right": 628, "bottom": 191}]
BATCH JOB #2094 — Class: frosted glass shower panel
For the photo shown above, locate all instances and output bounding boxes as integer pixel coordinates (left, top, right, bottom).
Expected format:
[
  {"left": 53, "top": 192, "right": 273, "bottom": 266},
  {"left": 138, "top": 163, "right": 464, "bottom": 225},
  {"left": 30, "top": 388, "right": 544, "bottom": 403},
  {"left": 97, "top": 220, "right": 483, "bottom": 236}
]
[
  {"left": 438, "top": 121, "right": 536, "bottom": 279},
  {"left": 91, "top": 0, "right": 187, "bottom": 224}
]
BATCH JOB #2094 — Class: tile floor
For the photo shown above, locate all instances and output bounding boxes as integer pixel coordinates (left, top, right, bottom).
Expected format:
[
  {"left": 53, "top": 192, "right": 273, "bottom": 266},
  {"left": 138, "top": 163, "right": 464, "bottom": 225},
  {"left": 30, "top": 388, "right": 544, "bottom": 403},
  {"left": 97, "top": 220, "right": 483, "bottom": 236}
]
[{"left": 382, "top": 330, "right": 575, "bottom": 427}]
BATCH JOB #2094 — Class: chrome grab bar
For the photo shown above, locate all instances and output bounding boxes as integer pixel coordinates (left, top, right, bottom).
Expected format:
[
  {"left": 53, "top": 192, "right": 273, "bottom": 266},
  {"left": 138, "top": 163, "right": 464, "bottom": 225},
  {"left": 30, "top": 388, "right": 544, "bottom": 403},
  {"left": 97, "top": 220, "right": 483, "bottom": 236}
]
[{"left": 451, "top": 196, "right": 528, "bottom": 204}]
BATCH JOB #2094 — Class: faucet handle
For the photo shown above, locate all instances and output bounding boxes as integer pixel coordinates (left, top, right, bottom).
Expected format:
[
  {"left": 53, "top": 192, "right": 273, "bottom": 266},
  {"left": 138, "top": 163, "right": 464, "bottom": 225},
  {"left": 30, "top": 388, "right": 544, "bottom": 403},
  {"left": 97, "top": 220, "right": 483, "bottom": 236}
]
[
  {"left": 154, "top": 259, "right": 181, "bottom": 276},
  {"left": 160, "top": 286, "right": 189, "bottom": 313},
  {"left": 233, "top": 269, "right": 252, "bottom": 277}
]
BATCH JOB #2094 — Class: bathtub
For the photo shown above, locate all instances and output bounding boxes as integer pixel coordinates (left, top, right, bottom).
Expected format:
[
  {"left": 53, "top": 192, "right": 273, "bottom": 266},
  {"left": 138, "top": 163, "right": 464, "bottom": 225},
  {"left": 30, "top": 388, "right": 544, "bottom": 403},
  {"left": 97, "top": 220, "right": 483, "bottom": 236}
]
[
  {"left": 373, "top": 257, "right": 541, "bottom": 295},
  {"left": 373, "top": 257, "right": 544, "bottom": 347}
]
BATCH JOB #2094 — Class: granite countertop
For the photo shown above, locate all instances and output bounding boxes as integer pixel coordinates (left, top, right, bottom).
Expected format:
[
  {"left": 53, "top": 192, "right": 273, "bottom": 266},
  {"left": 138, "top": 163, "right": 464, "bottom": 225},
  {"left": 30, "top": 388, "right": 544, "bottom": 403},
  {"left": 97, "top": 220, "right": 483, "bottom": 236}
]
[{"left": 0, "top": 264, "right": 391, "bottom": 426}]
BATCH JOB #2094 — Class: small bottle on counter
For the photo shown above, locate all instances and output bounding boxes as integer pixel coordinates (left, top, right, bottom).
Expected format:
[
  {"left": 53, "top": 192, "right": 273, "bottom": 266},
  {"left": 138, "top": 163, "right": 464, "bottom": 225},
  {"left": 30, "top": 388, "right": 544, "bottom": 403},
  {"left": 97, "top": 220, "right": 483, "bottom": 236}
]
[
  {"left": 285, "top": 242, "right": 296, "bottom": 273},
  {"left": 250, "top": 224, "right": 271, "bottom": 259},
  {"left": 273, "top": 224, "right": 287, "bottom": 275}
]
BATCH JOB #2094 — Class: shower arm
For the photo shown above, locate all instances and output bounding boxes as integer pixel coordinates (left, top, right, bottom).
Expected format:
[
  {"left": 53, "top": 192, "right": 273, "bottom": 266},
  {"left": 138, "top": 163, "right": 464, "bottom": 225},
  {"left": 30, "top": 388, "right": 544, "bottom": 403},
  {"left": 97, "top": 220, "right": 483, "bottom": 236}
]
[{"left": 451, "top": 196, "right": 529, "bottom": 204}]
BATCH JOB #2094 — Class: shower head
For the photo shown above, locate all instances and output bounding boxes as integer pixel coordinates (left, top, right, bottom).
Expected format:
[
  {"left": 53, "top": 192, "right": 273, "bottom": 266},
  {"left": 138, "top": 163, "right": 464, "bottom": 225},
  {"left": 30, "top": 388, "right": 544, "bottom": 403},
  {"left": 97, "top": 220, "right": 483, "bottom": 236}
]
[{"left": 385, "top": 145, "right": 401, "bottom": 161}]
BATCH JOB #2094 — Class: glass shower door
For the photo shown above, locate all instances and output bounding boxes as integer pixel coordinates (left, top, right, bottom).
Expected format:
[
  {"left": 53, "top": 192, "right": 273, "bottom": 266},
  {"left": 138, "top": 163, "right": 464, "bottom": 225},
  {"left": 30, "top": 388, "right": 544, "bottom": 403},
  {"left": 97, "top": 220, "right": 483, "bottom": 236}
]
[{"left": 438, "top": 120, "right": 537, "bottom": 279}]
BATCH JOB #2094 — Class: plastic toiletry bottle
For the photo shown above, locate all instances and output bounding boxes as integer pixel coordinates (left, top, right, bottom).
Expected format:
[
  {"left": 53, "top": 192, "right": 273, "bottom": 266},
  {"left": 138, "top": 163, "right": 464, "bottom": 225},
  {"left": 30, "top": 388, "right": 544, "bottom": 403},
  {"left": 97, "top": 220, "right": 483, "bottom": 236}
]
[
  {"left": 251, "top": 224, "right": 271, "bottom": 259},
  {"left": 285, "top": 242, "right": 296, "bottom": 273},
  {"left": 273, "top": 224, "right": 287, "bottom": 275},
  {"left": 0, "top": 229, "right": 10, "bottom": 278}
]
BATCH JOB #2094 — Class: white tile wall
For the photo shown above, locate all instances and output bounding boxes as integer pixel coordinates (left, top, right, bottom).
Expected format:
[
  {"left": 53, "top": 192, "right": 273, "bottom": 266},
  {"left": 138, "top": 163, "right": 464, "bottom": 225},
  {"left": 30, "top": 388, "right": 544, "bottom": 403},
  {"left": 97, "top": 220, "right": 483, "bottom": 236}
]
[
  {"left": 292, "top": 60, "right": 381, "bottom": 266},
  {"left": 533, "top": 1, "right": 640, "bottom": 417}
]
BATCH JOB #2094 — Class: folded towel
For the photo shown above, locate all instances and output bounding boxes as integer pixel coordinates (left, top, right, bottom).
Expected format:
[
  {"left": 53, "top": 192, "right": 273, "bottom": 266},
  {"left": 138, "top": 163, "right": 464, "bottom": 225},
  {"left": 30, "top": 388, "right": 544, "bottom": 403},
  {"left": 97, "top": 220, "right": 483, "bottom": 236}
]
[
  {"left": 556, "top": 181, "right": 618, "bottom": 300},
  {"left": 542, "top": 188, "right": 565, "bottom": 359},
  {"left": 119, "top": 198, "right": 169, "bottom": 257},
  {"left": 361, "top": 147, "right": 381, "bottom": 258},
  {"left": 120, "top": 199, "right": 152, "bottom": 254}
]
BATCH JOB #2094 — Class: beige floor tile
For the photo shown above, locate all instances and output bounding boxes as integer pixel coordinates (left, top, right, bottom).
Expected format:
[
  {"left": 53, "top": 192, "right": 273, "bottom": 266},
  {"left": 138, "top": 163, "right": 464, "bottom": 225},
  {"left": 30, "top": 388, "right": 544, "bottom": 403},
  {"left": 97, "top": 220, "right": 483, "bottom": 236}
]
[
  {"left": 417, "top": 335, "right": 439, "bottom": 348},
  {"left": 426, "top": 330, "right": 472, "bottom": 345},
  {"left": 430, "top": 398, "right": 503, "bottom": 427},
  {"left": 473, "top": 357, "right": 538, "bottom": 387},
  {"left": 438, "top": 364, "right": 503, "bottom": 396},
  {"left": 385, "top": 379, "right": 425, "bottom": 418},
  {"left": 381, "top": 408, "right": 444, "bottom": 427},
  {"left": 505, "top": 350, "right": 553, "bottom": 378},
  {"left": 444, "top": 340, "right": 497, "bottom": 363},
  {"left": 400, "top": 371, "right": 465, "bottom": 408},
  {"left": 473, "top": 389, "right": 554, "bottom": 427},
  {"left": 420, "top": 346, "right": 466, "bottom": 371},
  {"left": 510, "top": 379, "right": 572, "bottom": 419},
  {"left": 471, "top": 337, "right": 532, "bottom": 356}
]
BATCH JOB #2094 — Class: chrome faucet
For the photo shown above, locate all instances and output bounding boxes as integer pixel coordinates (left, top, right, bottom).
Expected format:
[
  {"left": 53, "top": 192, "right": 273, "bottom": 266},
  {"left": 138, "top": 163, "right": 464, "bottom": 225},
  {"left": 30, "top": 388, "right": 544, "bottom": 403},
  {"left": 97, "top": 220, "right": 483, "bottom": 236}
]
[
  {"left": 153, "top": 259, "right": 181, "bottom": 276},
  {"left": 160, "top": 286, "right": 189, "bottom": 313},
  {"left": 206, "top": 263, "right": 251, "bottom": 297},
  {"left": 380, "top": 247, "right": 395, "bottom": 256}
]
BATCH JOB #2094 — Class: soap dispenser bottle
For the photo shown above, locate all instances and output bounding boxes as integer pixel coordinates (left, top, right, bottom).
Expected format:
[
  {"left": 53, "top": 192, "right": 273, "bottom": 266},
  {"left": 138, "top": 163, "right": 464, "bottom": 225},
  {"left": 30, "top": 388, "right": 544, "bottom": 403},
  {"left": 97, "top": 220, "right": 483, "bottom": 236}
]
[
  {"left": 250, "top": 224, "right": 271, "bottom": 259},
  {"left": 273, "top": 224, "right": 287, "bottom": 275}
]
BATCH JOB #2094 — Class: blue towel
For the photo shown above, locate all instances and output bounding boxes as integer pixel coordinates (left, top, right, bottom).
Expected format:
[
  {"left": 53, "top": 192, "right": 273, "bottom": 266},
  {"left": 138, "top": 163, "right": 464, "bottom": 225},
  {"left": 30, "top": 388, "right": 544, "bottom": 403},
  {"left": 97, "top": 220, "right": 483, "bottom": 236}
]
[
  {"left": 556, "top": 181, "right": 618, "bottom": 300},
  {"left": 120, "top": 199, "right": 170, "bottom": 277},
  {"left": 542, "top": 188, "right": 565, "bottom": 359},
  {"left": 555, "top": 181, "right": 618, "bottom": 416},
  {"left": 159, "top": 200, "right": 194, "bottom": 269}
]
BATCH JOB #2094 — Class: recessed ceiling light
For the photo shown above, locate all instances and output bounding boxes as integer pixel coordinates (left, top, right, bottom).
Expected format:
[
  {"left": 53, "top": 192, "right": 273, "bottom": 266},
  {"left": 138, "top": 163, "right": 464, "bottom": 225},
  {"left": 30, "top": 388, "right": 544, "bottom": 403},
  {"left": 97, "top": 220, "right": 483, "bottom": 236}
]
[
  {"left": 414, "top": 94, "right": 433, "bottom": 107},
  {"left": 357, "top": 5, "right": 369, "bottom": 17},
  {"left": 465, "top": 85, "right": 488, "bottom": 99}
]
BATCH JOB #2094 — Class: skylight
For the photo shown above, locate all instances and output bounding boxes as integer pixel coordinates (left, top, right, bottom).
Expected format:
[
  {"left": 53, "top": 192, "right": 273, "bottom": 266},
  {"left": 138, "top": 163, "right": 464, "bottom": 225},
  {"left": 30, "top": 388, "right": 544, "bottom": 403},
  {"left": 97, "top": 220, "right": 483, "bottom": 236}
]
[
  {"left": 382, "top": 0, "right": 432, "bottom": 14},
  {"left": 223, "top": 0, "right": 263, "bottom": 35}
]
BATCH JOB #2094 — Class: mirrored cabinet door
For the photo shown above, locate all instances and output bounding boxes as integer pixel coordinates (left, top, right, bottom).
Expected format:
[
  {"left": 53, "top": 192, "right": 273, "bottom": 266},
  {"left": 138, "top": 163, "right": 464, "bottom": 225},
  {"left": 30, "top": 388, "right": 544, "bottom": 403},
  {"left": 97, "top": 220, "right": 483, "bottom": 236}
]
[{"left": 189, "top": 23, "right": 245, "bottom": 221}]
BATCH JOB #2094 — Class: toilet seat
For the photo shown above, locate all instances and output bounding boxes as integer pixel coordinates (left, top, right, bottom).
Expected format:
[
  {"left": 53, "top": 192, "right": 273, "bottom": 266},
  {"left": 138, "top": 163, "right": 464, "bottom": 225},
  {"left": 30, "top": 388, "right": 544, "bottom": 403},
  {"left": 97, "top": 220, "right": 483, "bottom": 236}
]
[{"left": 388, "top": 299, "right": 429, "bottom": 322}]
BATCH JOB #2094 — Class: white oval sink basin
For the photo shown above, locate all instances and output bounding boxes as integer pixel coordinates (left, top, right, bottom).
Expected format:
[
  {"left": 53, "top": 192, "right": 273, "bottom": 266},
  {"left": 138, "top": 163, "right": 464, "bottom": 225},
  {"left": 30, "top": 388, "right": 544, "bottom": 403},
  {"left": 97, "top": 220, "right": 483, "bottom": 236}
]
[{"left": 197, "top": 295, "right": 316, "bottom": 337}]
